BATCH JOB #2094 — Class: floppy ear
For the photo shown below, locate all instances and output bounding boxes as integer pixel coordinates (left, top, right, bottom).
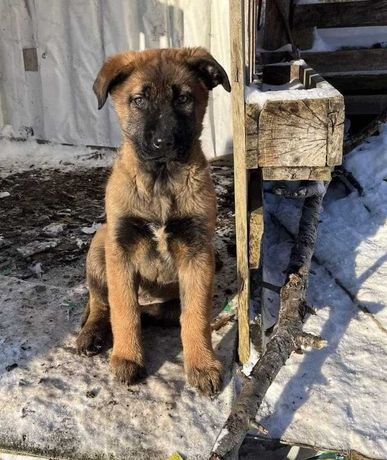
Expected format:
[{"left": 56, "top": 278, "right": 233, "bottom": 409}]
[
  {"left": 187, "top": 55, "right": 231, "bottom": 92},
  {"left": 93, "top": 55, "right": 135, "bottom": 110}
]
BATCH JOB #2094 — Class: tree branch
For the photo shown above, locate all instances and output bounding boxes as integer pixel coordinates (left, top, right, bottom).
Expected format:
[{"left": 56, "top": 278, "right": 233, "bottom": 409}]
[
  {"left": 210, "top": 191, "right": 326, "bottom": 459},
  {"left": 344, "top": 108, "right": 387, "bottom": 155}
]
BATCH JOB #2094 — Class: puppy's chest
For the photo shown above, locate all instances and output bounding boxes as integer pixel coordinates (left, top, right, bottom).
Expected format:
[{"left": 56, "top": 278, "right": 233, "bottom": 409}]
[{"left": 116, "top": 214, "right": 207, "bottom": 258}]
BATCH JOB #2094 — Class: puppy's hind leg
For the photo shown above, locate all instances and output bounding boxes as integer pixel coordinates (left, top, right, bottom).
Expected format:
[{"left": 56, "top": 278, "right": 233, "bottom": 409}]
[{"left": 77, "top": 226, "right": 111, "bottom": 356}]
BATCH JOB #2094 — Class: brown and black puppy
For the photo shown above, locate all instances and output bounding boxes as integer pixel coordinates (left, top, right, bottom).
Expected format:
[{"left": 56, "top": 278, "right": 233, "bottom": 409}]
[{"left": 76, "top": 48, "right": 230, "bottom": 396}]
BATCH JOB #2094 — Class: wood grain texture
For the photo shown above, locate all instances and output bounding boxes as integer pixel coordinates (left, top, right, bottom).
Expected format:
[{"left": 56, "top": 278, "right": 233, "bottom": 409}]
[
  {"left": 246, "top": 150, "right": 259, "bottom": 169},
  {"left": 230, "top": 0, "right": 250, "bottom": 363},
  {"left": 248, "top": 170, "right": 264, "bottom": 269},
  {"left": 293, "top": 0, "right": 387, "bottom": 29},
  {"left": 258, "top": 98, "right": 337, "bottom": 167},
  {"left": 326, "top": 95, "right": 345, "bottom": 166},
  {"left": 262, "top": 166, "right": 332, "bottom": 181}
]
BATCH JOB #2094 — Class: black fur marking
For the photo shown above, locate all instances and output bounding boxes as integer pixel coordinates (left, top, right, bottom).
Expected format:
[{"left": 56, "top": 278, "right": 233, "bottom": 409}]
[
  {"left": 166, "top": 216, "right": 209, "bottom": 256},
  {"left": 116, "top": 216, "right": 154, "bottom": 250}
]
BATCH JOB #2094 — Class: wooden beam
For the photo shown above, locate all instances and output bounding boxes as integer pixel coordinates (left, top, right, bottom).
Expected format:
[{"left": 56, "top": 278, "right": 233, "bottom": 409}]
[
  {"left": 262, "top": 166, "right": 332, "bottom": 181},
  {"left": 263, "top": 0, "right": 291, "bottom": 50},
  {"left": 261, "top": 48, "right": 387, "bottom": 73},
  {"left": 248, "top": 170, "right": 264, "bottom": 269},
  {"left": 344, "top": 94, "right": 387, "bottom": 114},
  {"left": 230, "top": 0, "right": 250, "bottom": 364},
  {"left": 324, "top": 72, "right": 387, "bottom": 95},
  {"left": 257, "top": 95, "right": 344, "bottom": 168},
  {"left": 293, "top": 0, "right": 387, "bottom": 29},
  {"left": 304, "top": 49, "right": 387, "bottom": 73}
]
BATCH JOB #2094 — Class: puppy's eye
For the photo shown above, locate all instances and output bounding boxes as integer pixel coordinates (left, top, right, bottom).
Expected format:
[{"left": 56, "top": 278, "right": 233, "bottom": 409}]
[
  {"left": 133, "top": 96, "right": 145, "bottom": 107},
  {"left": 177, "top": 94, "right": 190, "bottom": 104}
]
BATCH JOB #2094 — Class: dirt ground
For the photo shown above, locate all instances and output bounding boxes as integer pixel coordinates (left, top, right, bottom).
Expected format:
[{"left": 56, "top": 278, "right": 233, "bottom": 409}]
[{"left": 0, "top": 164, "right": 235, "bottom": 289}]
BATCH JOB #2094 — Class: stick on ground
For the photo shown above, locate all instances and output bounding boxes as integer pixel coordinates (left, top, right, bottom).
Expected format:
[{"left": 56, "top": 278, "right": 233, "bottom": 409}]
[{"left": 210, "top": 189, "right": 327, "bottom": 460}]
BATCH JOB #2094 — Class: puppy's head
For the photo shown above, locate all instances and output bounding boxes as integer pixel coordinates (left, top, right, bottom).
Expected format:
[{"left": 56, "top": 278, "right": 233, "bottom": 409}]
[{"left": 93, "top": 48, "right": 230, "bottom": 163}]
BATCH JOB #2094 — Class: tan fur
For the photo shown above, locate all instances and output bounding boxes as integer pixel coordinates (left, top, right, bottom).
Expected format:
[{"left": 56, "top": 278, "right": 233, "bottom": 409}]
[{"left": 76, "top": 47, "right": 229, "bottom": 395}]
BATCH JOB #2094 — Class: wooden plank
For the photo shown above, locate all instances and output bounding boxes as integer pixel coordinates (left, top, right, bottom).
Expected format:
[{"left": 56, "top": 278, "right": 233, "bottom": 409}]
[
  {"left": 247, "top": 0, "right": 257, "bottom": 83},
  {"left": 230, "top": 0, "right": 250, "bottom": 364},
  {"left": 261, "top": 49, "right": 387, "bottom": 73},
  {"left": 292, "top": 27, "right": 314, "bottom": 50},
  {"left": 303, "top": 49, "right": 387, "bottom": 73},
  {"left": 263, "top": 0, "right": 291, "bottom": 50},
  {"left": 324, "top": 72, "right": 387, "bottom": 95},
  {"left": 248, "top": 170, "right": 264, "bottom": 269},
  {"left": 344, "top": 94, "right": 387, "bottom": 114},
  {"left": 246, "top": 133, "right": 258, "bottom": 151},
  {"left": 262, "top": 166, "right": 332, "bottom": 181},
  {"left": 293, "top": 0, "right": 387, "bottom": 29},
  {"left": 246, "top": 150, "right": 259, "bottom": 169},
  {"left": 258, "top": 98, "right": 330, "bottom": 167}
]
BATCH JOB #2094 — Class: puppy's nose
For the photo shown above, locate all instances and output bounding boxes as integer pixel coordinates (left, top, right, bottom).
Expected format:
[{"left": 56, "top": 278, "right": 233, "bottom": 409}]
[{"left": 152, "top": 135, "right": 174, "bottom": 150}]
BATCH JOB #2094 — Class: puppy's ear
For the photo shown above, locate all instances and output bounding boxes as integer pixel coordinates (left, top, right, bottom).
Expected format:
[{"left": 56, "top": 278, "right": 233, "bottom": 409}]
[
  {"left": 187, "top": 55, "right": 231, "bottom": 93},
  {"left": 93, "top": 54, "right": 135, "bottom": 109}
]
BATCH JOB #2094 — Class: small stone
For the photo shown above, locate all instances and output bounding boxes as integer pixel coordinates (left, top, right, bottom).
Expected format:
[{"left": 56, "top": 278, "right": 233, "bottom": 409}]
[
  {"left": 42, "top": 223, "right": 65, "bottom": 237},
  {"left": 0, "top": 192, "right": 10, "bottom": 198},
  {"left": 17, "top": 239, "right": 59, "bottom": 257},
  {"left": 6, "top": 363, "right": 18, "bottom": 372},
  {"left": 81, "top": 222, "right": 101, "bottom": 235}
]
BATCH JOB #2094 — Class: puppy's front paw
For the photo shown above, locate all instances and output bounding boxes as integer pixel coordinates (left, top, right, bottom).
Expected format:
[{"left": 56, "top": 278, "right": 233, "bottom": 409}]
[
  {"left": 76, "top": 322, "right": 108, "bottom": 356},
  {"left": 110, "top": 356, "right": 147, "bottom": 385},
  {"left": 186, "top": 360, "right": 223, "bottom": 397}
]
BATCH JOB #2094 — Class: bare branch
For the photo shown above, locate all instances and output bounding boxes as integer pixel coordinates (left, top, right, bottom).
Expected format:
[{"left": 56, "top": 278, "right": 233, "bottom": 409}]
[{"left": 210, "top": 192, "right": 326, "bottom": 459}]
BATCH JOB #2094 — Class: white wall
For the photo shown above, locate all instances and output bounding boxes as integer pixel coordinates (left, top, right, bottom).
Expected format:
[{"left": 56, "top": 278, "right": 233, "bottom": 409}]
[{"left": 0, "top": 0, "right": 232, "bottom": 158}]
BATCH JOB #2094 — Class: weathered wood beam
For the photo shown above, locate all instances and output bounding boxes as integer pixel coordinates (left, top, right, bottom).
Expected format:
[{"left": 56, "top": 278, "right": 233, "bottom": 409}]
[
  {"left": 248, "top": 170, "right": 264, "bottom": 269},
  {"left": 262, "top": 166, "right": 331, "bottom": 181},
  {"left": 230, "top": 0, "right": 250, "bottom": 364},
  {"left": 261, "top": 49, "right": 387, "bottom": 73},
  {"left": 324, "top": 72, "right": 387, "bottom": 95},
  {"left": 263, "top": 0, "right": 291, "bottom": 50},
  {"left": 293, "top": 0, "right": 387, "bottom": 29},
  {"left": 344, "top": 94, "right": 387, "bottom": 114},
  {"left": 258, "top": 95, "right": 344, "bottom": 168},
  {"left": 210, "top": 191, "right": 327, "bottom": 460}
]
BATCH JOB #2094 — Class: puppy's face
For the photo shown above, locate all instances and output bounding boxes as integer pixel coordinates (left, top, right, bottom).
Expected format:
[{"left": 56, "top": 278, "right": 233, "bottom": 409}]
[{"left": 93, "top": 48, "right": 230, "bottom": 163}]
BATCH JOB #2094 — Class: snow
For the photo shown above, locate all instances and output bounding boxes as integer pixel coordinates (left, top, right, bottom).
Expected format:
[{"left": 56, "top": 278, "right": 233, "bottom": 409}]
[
  {"left": 310, "top": 26, "right": 387, "bottom": 52},
  {"left": 245, "top": 85, "right": 338, "bottom": 107},
  {"left": 256, "top": 126, "right": 387, "bottom": 458},
  {"left": 0, "top": 130, "right": 115, "bottom": 178},
  {"left": 0, "top": 274, "right": 236, "bottom": 460}
]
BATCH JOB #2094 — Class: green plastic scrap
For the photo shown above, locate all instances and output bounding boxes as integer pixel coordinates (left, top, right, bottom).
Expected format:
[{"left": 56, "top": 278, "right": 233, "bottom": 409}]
[{"left": 222, "top": 299, "right": 233, "bottom": 313}]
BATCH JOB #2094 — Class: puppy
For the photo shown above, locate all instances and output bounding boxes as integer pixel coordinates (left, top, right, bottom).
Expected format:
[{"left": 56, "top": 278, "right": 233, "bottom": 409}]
[{"left": 76, "top": 48, "right": 231, "bottom": 396}]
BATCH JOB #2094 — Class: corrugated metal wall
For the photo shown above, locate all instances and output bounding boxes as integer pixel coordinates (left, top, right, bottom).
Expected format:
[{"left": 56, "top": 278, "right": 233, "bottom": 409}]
[{"left": 0, "top": 0, "right": 231, "bottom": 158}]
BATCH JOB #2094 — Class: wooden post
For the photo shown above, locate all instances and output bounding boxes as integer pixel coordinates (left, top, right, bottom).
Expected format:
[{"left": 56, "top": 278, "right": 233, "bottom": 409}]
[
  {"left": 262, "top": 0, "right": 291, "bottom": 50},
  {"left": 247, "top": 0, "right": 257, "bottom": 83},
  {"left": 230, "top": 0, "right": 250, "bottom": 363}
]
